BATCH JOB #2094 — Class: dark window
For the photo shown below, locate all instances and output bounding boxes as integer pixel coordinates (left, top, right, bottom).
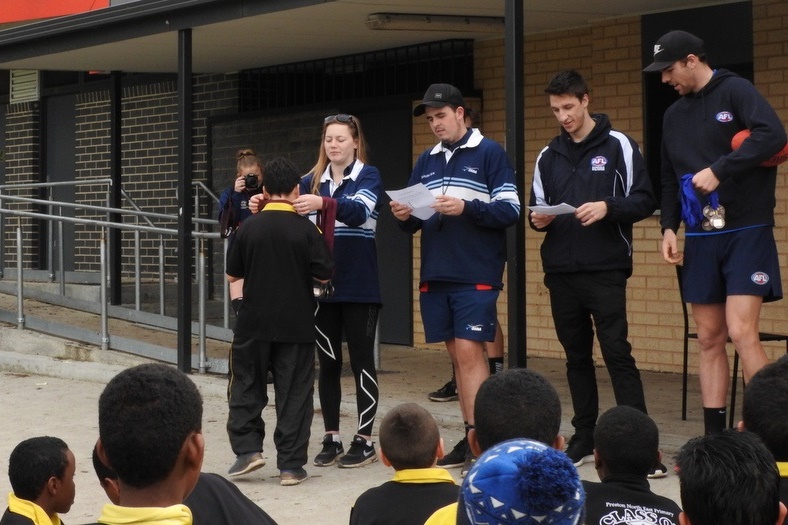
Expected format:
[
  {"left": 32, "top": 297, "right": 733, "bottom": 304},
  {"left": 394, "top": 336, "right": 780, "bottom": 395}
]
[
  {"left": 0, "top": 70, "right": 9, "bottom": 103},
  {"left": 641, "top": 2, "right": 753, "bottom": 207},
  {"left": 240, "top": 39, "right": 474, "bottom": 111}
]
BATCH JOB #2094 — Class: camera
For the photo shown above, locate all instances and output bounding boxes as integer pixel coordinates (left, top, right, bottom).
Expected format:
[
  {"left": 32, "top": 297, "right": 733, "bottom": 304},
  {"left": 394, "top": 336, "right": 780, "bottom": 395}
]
[{"left": 244, "top": 173, "right": 260, "bottom": 190}]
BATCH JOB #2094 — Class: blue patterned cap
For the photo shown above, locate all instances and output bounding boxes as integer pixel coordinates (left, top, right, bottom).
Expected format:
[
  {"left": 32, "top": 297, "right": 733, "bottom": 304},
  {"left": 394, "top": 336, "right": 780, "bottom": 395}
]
[{"left": 460, "top": 439, "right": 585, "bottom": 525}]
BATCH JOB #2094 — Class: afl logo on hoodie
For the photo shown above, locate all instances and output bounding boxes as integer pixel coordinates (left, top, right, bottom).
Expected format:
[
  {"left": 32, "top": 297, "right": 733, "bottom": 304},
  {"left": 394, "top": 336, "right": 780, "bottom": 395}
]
[
  {"left": 716, "top": 111, "right": 734, "bottom": 123},
  {"left": 591, "top": 156, "right": 608, "bottom": 172}
]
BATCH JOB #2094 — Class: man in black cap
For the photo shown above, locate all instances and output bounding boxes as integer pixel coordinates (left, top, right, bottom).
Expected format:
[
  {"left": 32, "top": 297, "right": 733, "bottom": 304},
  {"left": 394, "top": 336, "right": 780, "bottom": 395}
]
[
  {"left": 644, "top": 30, "right": 787, "bottom": 435},
  {"left": 390, "top": 83, "right": 520, "bottom": 475}
]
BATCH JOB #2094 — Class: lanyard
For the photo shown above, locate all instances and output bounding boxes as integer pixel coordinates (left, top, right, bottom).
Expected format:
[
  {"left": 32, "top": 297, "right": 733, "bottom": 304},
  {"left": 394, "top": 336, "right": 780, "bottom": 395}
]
[{"left": 680, "top": 174, "right": 720, "bottom": 229}]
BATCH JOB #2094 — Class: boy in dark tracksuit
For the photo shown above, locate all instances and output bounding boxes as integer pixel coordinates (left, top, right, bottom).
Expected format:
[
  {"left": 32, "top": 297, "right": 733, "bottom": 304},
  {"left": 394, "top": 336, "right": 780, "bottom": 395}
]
[
  {"left": 529, "top": 70, "right": 656, "bottom": 470},
  {"left": 226, "top": 156, "right": 334, "bottom": 486}
]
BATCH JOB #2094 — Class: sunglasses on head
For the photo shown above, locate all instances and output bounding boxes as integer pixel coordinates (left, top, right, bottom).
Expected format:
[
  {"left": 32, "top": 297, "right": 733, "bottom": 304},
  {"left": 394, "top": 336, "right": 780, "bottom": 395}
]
[{"left": 324, "top": 114, "right": 355, "bottom": 124}]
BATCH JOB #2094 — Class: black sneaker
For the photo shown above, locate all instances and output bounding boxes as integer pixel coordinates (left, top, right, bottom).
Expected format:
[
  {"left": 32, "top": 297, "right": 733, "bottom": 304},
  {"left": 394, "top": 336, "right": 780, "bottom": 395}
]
[
  {"left": 648, "top": 462, "right": 668, "bottom": 479},
  {"left": 437, "top": 436, "right": 468, "bottom": 469},
  {"left": 565, "top": 435, "right": 594, "bottom": 467},
  {"left": 428, "top": 378, "right": 458, "bottom": 402},
  {"left": 338, "top": 435, "right": 377, "bottom": 468},
  {"left": 313, "top": 434, "right": 344, "bottom": 467},
  {"left": 228, "top": 451, "right": 265, "bottom": 477}
]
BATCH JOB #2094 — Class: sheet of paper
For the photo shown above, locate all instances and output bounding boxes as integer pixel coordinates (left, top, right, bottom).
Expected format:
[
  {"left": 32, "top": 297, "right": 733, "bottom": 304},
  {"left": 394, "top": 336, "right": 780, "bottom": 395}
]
[
  {"left": 527, "top": 203, "right": 577, "bottom": 216},
  {"left": 386, "top": 183, "right": 436, "bottom": 221}
]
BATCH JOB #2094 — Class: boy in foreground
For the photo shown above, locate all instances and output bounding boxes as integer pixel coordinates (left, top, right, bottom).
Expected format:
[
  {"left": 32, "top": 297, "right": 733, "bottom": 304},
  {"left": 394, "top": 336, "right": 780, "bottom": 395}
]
[
  {"left": 349, "top": 403, "right": 458, "bottom": 524},
  {"left": 0, "top": 436, "right": 75, "bottom": 525},
  {"left": 93, "top": 363, "right": 204, "bottom": 525},
  {"left": 583, "top": 406, "right": 680, "bottom": 525},
  {"left": 676, "top": 430, "right": 786, "bottom": 525}
]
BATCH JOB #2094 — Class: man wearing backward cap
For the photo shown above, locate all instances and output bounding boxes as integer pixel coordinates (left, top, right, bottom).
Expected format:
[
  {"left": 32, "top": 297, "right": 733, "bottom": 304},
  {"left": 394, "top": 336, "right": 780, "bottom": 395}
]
[{"left": 644, "top": 30, "right": 787, "bottom": 435}]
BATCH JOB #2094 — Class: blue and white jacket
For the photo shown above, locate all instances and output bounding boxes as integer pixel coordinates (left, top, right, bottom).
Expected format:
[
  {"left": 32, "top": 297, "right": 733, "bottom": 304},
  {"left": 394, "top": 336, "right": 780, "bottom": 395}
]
[
  {"left": 399, "top": 128, "right": 520, "bottom": 289},
  {"left": 300, "top": 160, "right": 382, "bottom": 304},
  {"left": 529, "top": 114, "right": 655, "bottom": 275}
]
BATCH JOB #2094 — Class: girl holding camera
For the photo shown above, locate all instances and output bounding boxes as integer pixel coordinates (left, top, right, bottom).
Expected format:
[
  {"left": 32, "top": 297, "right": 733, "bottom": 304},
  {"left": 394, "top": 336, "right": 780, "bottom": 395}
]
[{"left": 218, "top": 148, "right": 264, "bottom": 310}]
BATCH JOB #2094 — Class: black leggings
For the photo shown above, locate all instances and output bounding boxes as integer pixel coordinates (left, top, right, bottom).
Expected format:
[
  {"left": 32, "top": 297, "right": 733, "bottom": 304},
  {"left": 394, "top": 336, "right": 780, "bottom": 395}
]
[{"left": 315, "top": 302, "right": 380, "bottom": 437}]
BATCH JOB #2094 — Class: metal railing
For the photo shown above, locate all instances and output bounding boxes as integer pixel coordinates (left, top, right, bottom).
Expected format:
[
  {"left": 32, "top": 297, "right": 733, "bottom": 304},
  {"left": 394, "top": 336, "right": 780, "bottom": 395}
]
[{"left": 0, "top": 179, "right": 231, "bottom": 373}]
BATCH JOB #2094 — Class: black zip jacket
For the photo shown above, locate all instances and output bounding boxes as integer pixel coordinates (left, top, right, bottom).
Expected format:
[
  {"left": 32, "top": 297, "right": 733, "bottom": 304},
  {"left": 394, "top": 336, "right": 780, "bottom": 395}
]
[
  {"left": 660, "top": 69, "right": 787, "bottom": 234},
  {"left": 529, "top": 114, "right": 656, "bottom": 274}
]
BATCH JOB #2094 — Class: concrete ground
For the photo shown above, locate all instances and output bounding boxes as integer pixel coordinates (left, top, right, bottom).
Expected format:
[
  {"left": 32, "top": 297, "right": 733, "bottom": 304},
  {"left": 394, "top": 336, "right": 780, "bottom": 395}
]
[{"left": 0, "top": 326, "right": 717, "bottom": 524}]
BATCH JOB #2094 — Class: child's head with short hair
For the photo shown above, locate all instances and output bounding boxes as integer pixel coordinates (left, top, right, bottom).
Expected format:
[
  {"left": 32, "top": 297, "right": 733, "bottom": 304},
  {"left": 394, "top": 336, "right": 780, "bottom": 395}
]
[
  {"left": 460, "top": 438, "right": 585, "bottom": 525},
  {"left": 262, "top": 157, "right": 301, "bottom": 197},
  {"left": 594, "top": 405, "right": 659, "bottom": 478},
  {"left": 473, "top": 368, "right": 562, "bottom": 451},
  {"left": 92, "top": 443, "right": 120, "bottom": 505},
  {"left": 676, "top": 429, "right": 786, "bottom": 525},
  {"left": 378, "top": 403, "right": 441, "bottom": 471},
  {"left": 742, "top": 354, "right": 788, "bottom": 461},
  {"left": 97, "top": 363, "right": 203, "bottom": 500},
  {"left": 7, "top": 436, "right": 76, "bottom": 515}
]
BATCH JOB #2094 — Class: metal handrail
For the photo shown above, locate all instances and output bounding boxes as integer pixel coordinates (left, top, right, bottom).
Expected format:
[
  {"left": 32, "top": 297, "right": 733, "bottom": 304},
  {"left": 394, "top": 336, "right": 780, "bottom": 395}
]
[
  {"left": 0, "top": 183, "right": 226, "bottom": 373},
  {"left": 193, "top": 180, "right": 220, "bottom": 204},
  {"left": 0, "top": 178, "right": 113, "bottom": 190}
]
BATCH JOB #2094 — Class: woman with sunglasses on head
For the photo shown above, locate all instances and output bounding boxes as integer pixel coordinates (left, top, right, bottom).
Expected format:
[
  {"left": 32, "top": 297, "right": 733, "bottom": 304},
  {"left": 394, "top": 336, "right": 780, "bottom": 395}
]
[{"left": 293, "top": 113, "right": 384, "bottom": 469}]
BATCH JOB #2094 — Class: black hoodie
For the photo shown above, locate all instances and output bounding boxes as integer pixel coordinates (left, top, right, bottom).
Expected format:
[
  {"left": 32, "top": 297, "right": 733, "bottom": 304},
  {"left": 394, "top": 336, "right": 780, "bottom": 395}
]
[
  {"left": 529, "top": 114, "right": 656, "bottom": 274},
  {"left": 660, "top": 69, "right": 787, "bottom": 234}
]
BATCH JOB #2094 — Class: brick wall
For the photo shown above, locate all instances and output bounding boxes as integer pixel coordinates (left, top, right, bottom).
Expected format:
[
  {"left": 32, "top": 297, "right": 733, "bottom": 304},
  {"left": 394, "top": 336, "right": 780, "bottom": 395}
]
[
  {"left": 1, "top": 4, "right": 785, "bottom": 368},
  {"left": 405, "top": 2, "right": 788, "bottom": 373},
  {"left": 1, "top": 102, "right": 40, "bottom": 268},
  {"left": 3, "top": 74, "right": 238, "bottom": 281},
  {"left": 753, "top": 0, "right": 788, "bottom": 344},
  {"left": 516, "top": 3, "right": 788, "bottom": 373}
]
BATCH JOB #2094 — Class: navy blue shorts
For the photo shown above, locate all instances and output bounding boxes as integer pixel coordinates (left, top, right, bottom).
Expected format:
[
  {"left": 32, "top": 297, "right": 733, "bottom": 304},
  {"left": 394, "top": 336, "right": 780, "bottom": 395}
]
[
  {"left": 683, "top": 226, "right": 782, "bottom": 304},
  {"left": 419, "top": 283, "right": 499, "bottom": 343}
]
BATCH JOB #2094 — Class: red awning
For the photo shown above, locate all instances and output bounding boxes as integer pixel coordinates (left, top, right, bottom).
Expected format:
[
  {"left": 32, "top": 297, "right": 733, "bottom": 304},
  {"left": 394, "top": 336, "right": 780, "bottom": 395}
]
[{"left": 0, "top": 0, "right": 109, "bottom": 24}]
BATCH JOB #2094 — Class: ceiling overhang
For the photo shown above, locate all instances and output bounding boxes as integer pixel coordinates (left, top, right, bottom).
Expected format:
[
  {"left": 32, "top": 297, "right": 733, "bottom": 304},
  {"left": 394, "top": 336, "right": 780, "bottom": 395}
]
[{"left": 0, "top": 0, "right": 742, "bottom": 74}]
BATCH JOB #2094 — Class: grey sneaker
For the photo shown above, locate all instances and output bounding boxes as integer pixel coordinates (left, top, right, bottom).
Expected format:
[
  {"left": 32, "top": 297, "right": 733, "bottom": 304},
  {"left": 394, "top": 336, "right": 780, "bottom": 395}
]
[
  {"left": 280, "top": 467, "right": 308, "bottom": 486},
  {"left": 228, "top": 452, "right": 265, "bottom": 477},
  {"left": 314, "top": 434, "right": 344, "bottom": 466},
  {"left": 337, "top": 435, "right": 377, "bottom": 468}
]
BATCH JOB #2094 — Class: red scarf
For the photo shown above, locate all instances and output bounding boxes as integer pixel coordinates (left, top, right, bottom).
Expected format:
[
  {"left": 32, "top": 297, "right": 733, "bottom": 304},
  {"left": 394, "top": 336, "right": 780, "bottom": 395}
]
[{"left": 316, "top": 196, "right": 337, "bottom": 252}]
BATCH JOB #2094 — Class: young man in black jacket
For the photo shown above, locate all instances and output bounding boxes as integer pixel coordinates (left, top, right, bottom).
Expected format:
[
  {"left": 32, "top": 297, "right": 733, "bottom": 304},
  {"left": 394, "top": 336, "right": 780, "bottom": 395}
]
[
  {"left": 529, "top": 69, "right": 657, "bottom": 472},
  {"left": 644, "top": 30, "right": 787, "bottom": 436}
]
